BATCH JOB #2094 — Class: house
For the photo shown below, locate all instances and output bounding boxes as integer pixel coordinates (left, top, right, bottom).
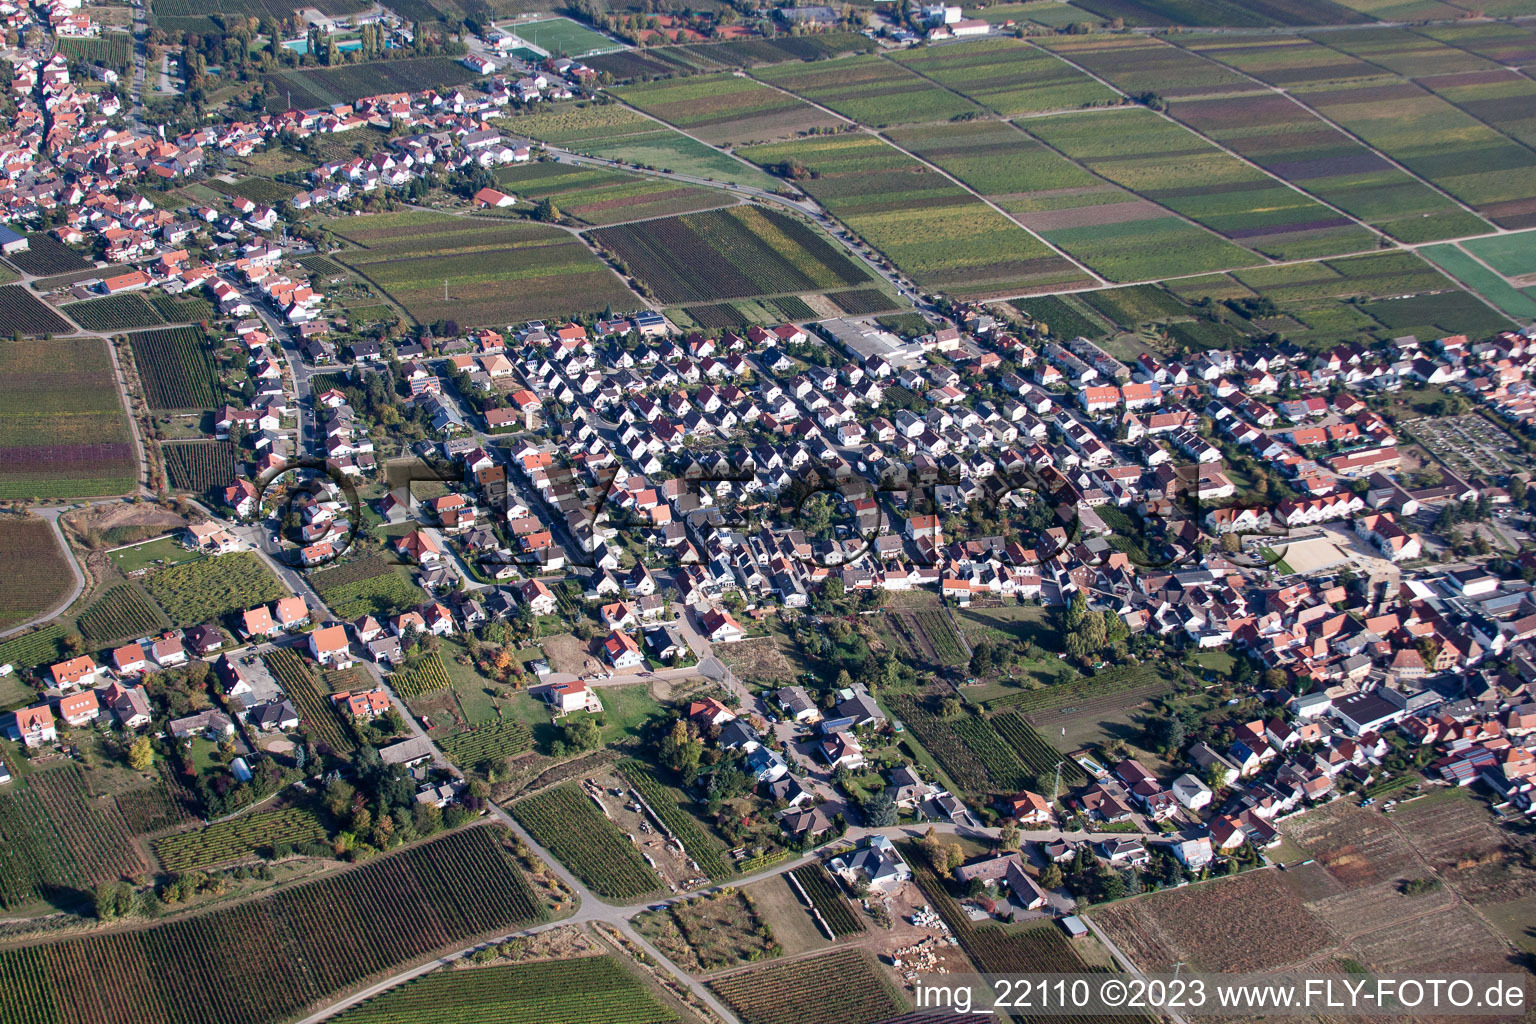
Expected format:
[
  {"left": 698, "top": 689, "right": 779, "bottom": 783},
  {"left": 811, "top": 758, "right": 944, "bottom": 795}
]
[
  {"left": 775, "top": 685, "right": 819, "bottom": 723},
  {"left": 104, "top": 683, "right": 152, "bottom": 730},
  {"left": 49, "top": 656, "right": 101, "bottom": 692},
  {"left": 829, "top": 834, "right": 910, "bottom": 892},
  {"left": 273, "top": 597, "right": 309, "bottom": 629},
  {"left": 1170, "top": 773, "right": 1212, "bottom": 810},
  {"left": 544, "top": 680, "right": 596, "bottom": 714},
  {"left": 688, "top": 698, "right": 735, "bottom": 727},
  {"left": 152, "top": 636, "right": 188, "bottom": 668},
  {"left": 1095, "top": 837, "right": 1149, "bottom": 867},
  {"left": 12, "top": 705, "right": 57, "bottom": 747},
  {"left": 111, "top": 643, "right": 148, "bottom": 676},
  {"left": 698, "top": 607, "right": 745, "bottom": 643},
  {"left": 169, "top": 709, "right": 235, "bottom": 740},
  {"left": 242, "top": 605, "right": 280, "bottom": 638},
  {"left": 819, "top": 730, "right": 865, "bottom": 770},
  {"left": 518, "top": 578, "right": 557, "bottom": 616},
  {"left": 1001, "top": 789, "right": 1054, "bottom": 825},
  {"left": 886, "top": 765, "right": 940, "bottom": 809},
  {"left": 309, "top": 625, "right": 353, "bottom": 667},
  {"left": 335, "top": 689, "right": 390, "bottom": 718},
  {"left": 778, "top": 805, "right": 833, "bottom": 839},
  {"left": 57, "top": 689, "right": 101, "bottom": 727},
  {"left": 184, "top": 625, "right": 225, "bottom": 656},
  {"left": 249, "top": 700, "right": 300, "bottom": 731},
  {"left": 368, "top": 636, "right": 403, "bottom": 665},
  {"left": 1170, "top": 837, "right": 1213, "bottom": 869},
  {"left": 603, "top": 630, "right": 644, "bottom": 669},
  {"left": 747, "top": 746, "right": 789, "bottom": 783},
  {"left": 472, "top": 187, "right": 515, "bottom": 208}
]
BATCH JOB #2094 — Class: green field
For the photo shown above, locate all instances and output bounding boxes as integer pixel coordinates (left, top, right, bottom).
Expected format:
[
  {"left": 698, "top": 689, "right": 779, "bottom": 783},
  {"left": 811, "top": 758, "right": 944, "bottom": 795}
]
[
  {"left": 0, "top": 337, "right": 138, "bottom": 500},
  {"left": 504, "top": 104, "right": 776, "bottom": 188},
  {"left": 1418, "top": 243, "right": 1536, "bottom": 320},
  {"left": 330, "top": 211, "right": 635, "bottom": 327},
  {"left": 890, "top": 38, "right": 1119, "bottom": 116},
  {"left": 507, "top": 17, "right": 624, "bottom": 56},
  {"left": 493, "top": 162, "right": 728, "bottom": 225},
  {"left": 144, "top": 551, "right": 287, "bottom": 627},
  {"left": 741, "top": 133, "right": 1090, "bottom": 299},
  {"left": 753, "top": 53, "right": 982, "bottom": 127},
  {"left": 1462, "top": 229, "right": 1536, "bottom": 277}
]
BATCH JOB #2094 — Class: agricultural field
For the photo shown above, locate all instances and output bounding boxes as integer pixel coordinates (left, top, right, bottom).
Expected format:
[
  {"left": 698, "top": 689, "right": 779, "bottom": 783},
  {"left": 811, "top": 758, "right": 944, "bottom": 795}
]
[
  {"left": 752, "top": 53, "right": 980, "bottom": 127},
  {"left": 55, "top": 31, "right": 134, "bottom": 68},
  {"left": 672, "top": 32, "right": 870, "bottom": 69},
  {"left": 1420, "top": 22, "right": 1536, "bottom": 68},
  {"left": 1039, "top": 34, "right": 1252, "bottom": 98},
  {"left": 0, "top": 825, "right": 544, "bottom": 1024},
  {"left": 331, "top": 956, "right": 680, "bottom": 1024},
  {"left": 1167, "top": 89, "right": 1495, "bottom": 242},
  {"left": 0, "top": 284, "right": 73, "bottom": 337},
  {"left": 263, "top": 57, "right": 482, "bottom": 111},
  {"left": 1289, "top": 77, "right": 1536, "bottom": 226},
  {"left": 615, "top": 73, "right": 843, "bottom": 144},
  {"left": 0, "top": 776, "right": 86, "bottom": 908},
  {"left": 1390, "top": 792, "right": 1536, "bottom": 905},
  {"left": 76, "top": 583, "right": 166, "bottom": 642},
  {"left": 266, "top": 648, "right": 356, "bottom": 755},
  {"left": 585, "top": 47, "right": 697, "bottom": 81},
  {"left": 991, "top": 712, "right": 1086, "bottom": 784},
  {"left": 440, "top": 720, "right": 535, "bottom": 769},
  {"left": 492, "top": 162, "right": 727, "bottom": 226},
  {"left": 740, "top": 134, "right": 1092, "bottom": 299},
  {"left": 330, "top": 211, "right": 635, "bottom": 327},
  {"left": 504, "top": 104, "right": 777, "bottom": 188},
  {"left": 64, "top": 293, "right": 166, "bottom": 332},
  {"left": 1010, "top": 294, "right": 1112, "bottom": 340},
  {"left": 824, "top": 288, "right": 903, "bottom": 315},
  {"left": 1283, "top": 799, "right": 1432, "bottom": 890},
  {"left": 1463, "top": 227, "right": 1536, "bottom": 278},
  {"left": 144, "top": 551, "right": 286, "bottom": 627},
  {"left": 709, "top": 948, "right": 905, "bottom": 1024},
  {"left": 162, "top": 441, "right": 239, "bottom": 496},
  {"left": 221, "top": 176, "right": 296, "bottom": 206},
  {"left": 5, "top": 235, "right": 92, "bottom": 277},
  {"left": 0, "top": 516, "right": 75, "bottom": 633},
  {"left": 1418, "top": 242, "right": 1536, "bottom": 320},
  {"left": 1173, "top": 34, "right": 1383, "bottom": 89},
  {"left": 1089, "top": 868, "right": 1337, "bottom": 972},
  {"left": 1068, "top": 0, "right": 1370, "bottom": 25},
  {"left": 635, "top": 889, "right": 778, "bottom": 972},
  {"left": 0, "top": 337, "right": 137, "bottom": 499},
  {"left": 509, "top": 783, "right": 663, "bottom": 900},
  {"left": 618, "top": 759, "right": 733, "bottom": 881},
  {"left": 154, "top": 807, "right": 329, "bottom": 871},
  {"left": 890, "top": 38, "right": 1118, "bottom": 116},
  {"left": 788, "top": 864, "right": 863, "bottom": 936},
  {"left": 152, "top": 0, "right": 366, "bottom": 31},
  {"left": 393, "top": 652, "right": 453, "bottom": 699},
  {"left": 0, "top": 623, "right": 69, "bottom": 677},
  {"left": 114, "top": 769, "right": 195, "bottom": 834},
  {"left": 589, "top": 205, "right": 871, "bottom": 303},
  {"left": 24, "top": 763, "right": 146, "bottom": 886},
  {"left": 1023, "top": 107, "right": 1379, "bottom": 260},
  {"left": 885, "top": 694, "right": 1027, "bottom": 802},
  {"left": 128, "top": 325, "right": 222, "bottom": 411},
  {"left": 310, "top": 556, "right": 427, "bottom": 618},
  {"left": 887, "top": 119, "right": 1258, "bottom": 282},
  {"left": 986, "top": 662, "right": 1175, "bottom": 714}
]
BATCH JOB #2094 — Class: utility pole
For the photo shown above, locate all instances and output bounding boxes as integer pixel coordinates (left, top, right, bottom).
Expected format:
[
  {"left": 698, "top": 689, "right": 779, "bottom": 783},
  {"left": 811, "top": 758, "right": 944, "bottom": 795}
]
[{"left": 1052, "top": 759, "right": 1063, "bottom": 802}]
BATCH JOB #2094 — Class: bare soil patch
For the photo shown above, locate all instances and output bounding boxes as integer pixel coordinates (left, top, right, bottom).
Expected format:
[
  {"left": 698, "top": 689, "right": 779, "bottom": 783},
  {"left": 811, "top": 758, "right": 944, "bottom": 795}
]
[
  {"left": 542, "top": 632, "right": 602, "bottom": 676},
  {"left": 1283, "top": 801, "right": 1423, "bottom": 890},
  {"left": 1390, "top": 793, "right": 1536, "bottom": 905}
]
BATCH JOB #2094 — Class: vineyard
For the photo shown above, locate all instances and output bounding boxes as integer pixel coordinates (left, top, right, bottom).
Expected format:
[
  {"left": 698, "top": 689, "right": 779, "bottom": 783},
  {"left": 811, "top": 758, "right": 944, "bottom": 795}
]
[
  {"left": 0, "top": 777, "right": 85, "bottom": 908},
  {"left": 986, "top": 664, "right": 1174, "bottom": 714},
  {"left": 589, "top": 205, "right": 869, "bottom": 303},
  {"left": 64, "top": 293, "right": 166, "bottom": 331},
  {"left": 154, "top": 807, "right": 329, "bottom": 871},
  {"left": 950, "top": 714, "right": 1031, "bottom": 791},
  {"left": 992, "top": 712, "right": 1086, "bottom": 784},
  {"left": 77, "top": 584, "right": 165, "bottom": 642},
  {"left": 393, "top": 652, "right": 452, "bottom": 699},
  {"left": 826, "top": 288, "right": 902, "bottom": 315},
  {"left": 331, "top": 956, "right": 680, "bottom": 1024},
  {"left": 265, "top": 648, "right": 355, "bottom": 753},
  {"left": 114, "top": 769, "right": 195, "bottom": 834},
  {"left": 162, "top": 441, "right": 238, "bottom": 495},
  {"left": 27, "top": 764, "right": 146, "bottom": 885},
  {"left": 884, "top": 610, "right": 967, "bottom": 667},
  {"left": 709, "top": 948, "right": 905, "bottom": 1024},
  {"left": 788, "top": 864, "right": 864, "bottom": 936},
  {"left": 510, "top": 784, "right": 662, "bottom": 900},
  {"left": 0, "top": 517, "right": 75, "bottom": 634},
  {"left": 617, "top": 760, "right": 733, "bottom": 881},
  {"left": 439, "top": 720, "right": 533, "bottom": 769},
  {"left": 0, "top": 826, "right": 545, "bottom": 1024},
  {"left": 0, "top": 624, "right": 68, "bottom": 673},
  {"left": 5, "top": 236, "right": 90, "bottom": 276},
  {"left": 144, "top": 551, "right": 286, "bottom": 627},
  {"left": 311, "top": 556, "right": 427, "bottom": 619},
  {"left": 885, "top": 695, "right": 1020, "bottom": 800},
  {"left": 150, "top": 292, "right": 215, "bottom": 322},
  {"left": 128, "top": 325, "right": 222, "bottom": 410},
  {"left": 0, "top": 285, "right": 73, "bottom": 337}
]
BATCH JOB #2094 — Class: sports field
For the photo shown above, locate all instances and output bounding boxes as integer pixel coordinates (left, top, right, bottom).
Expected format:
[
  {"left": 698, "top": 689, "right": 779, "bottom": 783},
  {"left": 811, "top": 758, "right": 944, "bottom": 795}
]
[{"left": 508, "top": 17, "right": 623, "bottom": 56}]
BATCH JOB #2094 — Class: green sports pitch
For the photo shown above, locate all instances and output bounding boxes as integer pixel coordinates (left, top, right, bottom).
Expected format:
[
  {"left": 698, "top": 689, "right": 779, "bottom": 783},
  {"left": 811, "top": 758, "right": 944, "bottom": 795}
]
[{"left": 506, "top": 18, "right": 624, "bottom": 57}]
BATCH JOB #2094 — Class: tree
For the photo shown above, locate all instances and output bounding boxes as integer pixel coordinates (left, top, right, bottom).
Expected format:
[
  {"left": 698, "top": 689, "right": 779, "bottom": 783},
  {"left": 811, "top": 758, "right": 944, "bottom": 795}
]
[
  {"left": 562, "top": 715, "right": 601, "bottom": 753},
  {"left": 1039, "top": 863, "right": 1063, "bottom": 889},
  {"left": 938, "top": 696, "right": 962, "bottom": 719},
  {"left": 128, "top": 735, "right": 154, "bottom": 771},
  {"left": 659, "top": 719, "right": 703, "bottom": 777},
  {"left": 861, "top": 791, "right": 897, "bottom": 827},
  {"left": 1203, "top": 760, "right": 1229, "bottom": 792},
  {"left": 997, "top": 824, "right": 1019, "bottom": 851}
]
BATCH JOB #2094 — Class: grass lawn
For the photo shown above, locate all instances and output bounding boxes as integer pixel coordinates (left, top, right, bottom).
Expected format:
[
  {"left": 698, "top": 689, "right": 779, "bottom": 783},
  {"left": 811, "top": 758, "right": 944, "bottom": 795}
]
[
  {"left": 0, "top": 673, "right": 35, "bottom": 711},
  {"left": 1193, "top": 650, "right": 1236, "bottom": 676},
  {"left": 110, "top": 536, "right": 199, "bottom": 573},
  {"left": 438, "top": 639, "right": 501, "bottom": 725}
]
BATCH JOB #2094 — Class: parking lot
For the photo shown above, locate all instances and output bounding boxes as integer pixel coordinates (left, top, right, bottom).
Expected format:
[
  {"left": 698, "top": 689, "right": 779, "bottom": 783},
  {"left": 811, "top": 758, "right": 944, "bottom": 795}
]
[{"left": 1408, "top": 414, "right": 1529, "bottom": 479}]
